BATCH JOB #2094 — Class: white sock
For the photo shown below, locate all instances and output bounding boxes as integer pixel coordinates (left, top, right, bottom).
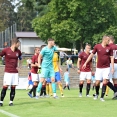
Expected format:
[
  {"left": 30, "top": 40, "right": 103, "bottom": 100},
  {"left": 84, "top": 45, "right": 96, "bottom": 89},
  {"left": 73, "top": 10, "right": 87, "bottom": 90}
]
[
  {"left": 0, "top": 101, "right": 3, "bottom": 104},
  {"left": 9, "top": 101, "right": 13, "bottom": 104},
  {"left": 53, "top": 93, "right": 56, "bottom": 97},
  {"left": 36, "top": 93, "right": 39, "bottom": 96}
]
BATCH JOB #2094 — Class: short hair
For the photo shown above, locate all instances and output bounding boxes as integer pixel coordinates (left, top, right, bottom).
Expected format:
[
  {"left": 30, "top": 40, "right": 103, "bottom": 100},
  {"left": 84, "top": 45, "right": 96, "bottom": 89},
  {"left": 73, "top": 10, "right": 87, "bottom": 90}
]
[
  {"left": 48, "top": 38, "right": 54, "bottom": 42},
  {"left": 85, "top": 43, "right": 91, "bottom": 47},
  {"left": 66, "top": 68, "right": 68, "bottom": 71},
  {"left": 102, "top": 35, "right": 109, "bottom": 40},
  {"left": 11, "top": 38, "right": 20, "bottom": 45},
  {"left": 34, "top": 47, "right": 40, "bottom": 52},
  {"left": 109, "top": 35, "right": 115, "bottom": 42}
]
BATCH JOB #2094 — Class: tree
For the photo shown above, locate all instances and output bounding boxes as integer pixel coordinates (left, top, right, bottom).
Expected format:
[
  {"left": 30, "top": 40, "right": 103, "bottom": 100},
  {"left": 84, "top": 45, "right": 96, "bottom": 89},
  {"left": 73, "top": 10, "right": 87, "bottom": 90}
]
[
  {"left": 0, "top": 0, "right": 16, "bottom": 32},
  {"left": 32, "top": 0, "right": 117, "bottom": 49},
  {"left": 16, "top": 4, "right": 37, "bottom": 31}
]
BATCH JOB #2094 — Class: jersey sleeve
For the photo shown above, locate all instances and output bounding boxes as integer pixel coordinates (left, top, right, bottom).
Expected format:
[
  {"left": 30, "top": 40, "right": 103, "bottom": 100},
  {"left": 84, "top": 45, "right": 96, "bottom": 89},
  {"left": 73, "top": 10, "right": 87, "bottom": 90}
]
[
  {"left": 18, "top": 50, "right": 22, "bottom": 60},
  {"left": 31, "top": 56, "right": 35, "bottom": 64},
  {"left": 53, "top": 46, "right": 58, "bottom": 51},
  {"left": 92, "top": 45, "right": 97, "bottom": 54},
  {"left": 0, "top": 48, "right": 6, "bottom": 57},
  {"left": 78, "top": 53, "right": 82, "bottom": 59}
]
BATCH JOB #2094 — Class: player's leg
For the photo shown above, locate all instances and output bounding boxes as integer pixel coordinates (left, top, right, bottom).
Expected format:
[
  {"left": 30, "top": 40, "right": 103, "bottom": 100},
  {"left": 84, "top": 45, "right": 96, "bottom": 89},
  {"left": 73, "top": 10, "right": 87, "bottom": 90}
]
[
  {"left": 36, "top": 69, "right": 48, "bottom": 98},
  {"left": 94, "top": 68, "right": 102, "bottom": 100},
  {"left": 86, "top": 72, "right": 91, "bottom": 97},
  {"left": 0, "top": 73, "right": 14, "bottom": 106},
  {"left": 49, "top": 83, "right": 53, "bottom": 96},
  {"left": 79, "top": 72, "right": 85, "bottom": 97},
  {"left": 55, "top": 72, "right": 64, "bottom": 97},
  {"left": 9, "top": 73, "right": 19, "bottom": 106},
  {"left": 105, "top": 86, "right": 109, "bottom": 96}
]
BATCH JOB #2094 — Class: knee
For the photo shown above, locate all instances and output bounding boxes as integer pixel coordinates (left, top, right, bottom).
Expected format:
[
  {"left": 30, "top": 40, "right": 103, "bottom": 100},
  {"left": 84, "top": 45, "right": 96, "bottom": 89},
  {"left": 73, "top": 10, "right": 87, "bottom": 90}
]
[{"left": 51, "top": 78, "right": 55, "bottom": 82}]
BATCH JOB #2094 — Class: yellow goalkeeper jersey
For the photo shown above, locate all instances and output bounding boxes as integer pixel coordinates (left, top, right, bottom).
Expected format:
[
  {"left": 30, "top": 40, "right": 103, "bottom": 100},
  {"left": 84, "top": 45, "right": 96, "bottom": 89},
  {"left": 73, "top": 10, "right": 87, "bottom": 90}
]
[{"left": 53, "top": 52, "right": 59, "bottom": 72}]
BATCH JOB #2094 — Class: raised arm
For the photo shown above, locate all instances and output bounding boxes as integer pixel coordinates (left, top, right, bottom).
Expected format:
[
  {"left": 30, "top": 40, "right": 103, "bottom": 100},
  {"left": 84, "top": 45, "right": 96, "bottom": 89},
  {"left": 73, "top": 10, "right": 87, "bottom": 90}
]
[
  {"left": 77, "top": 58, "right": 81, "bottom": 74},
  {"left": 82, "top": 53, "right": 94, "bottom": 69}
]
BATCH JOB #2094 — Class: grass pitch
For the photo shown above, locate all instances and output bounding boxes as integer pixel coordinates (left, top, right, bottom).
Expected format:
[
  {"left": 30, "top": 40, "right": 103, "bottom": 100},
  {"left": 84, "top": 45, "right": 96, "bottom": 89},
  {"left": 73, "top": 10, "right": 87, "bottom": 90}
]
[{"left": 0, "top": 89, "right": 117, "bottom": 117}]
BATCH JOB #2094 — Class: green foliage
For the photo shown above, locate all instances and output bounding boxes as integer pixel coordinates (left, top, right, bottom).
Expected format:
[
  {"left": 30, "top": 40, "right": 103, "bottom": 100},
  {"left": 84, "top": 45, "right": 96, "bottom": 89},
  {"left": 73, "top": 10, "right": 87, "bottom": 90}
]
[
  {"left": 0, "top": 0, "right": 16, "bottom": 31},
  {"left": 32, "top": 0, "right": 117, "bottom": 49}
]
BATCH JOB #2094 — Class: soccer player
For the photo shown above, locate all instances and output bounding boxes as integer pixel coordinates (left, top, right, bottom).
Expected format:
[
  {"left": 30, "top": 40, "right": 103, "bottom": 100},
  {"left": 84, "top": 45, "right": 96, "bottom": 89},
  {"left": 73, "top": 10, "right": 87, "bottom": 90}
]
[
  {"left": 108, "top": 36, "right": 117, "bottom": 93},
  {"left": 0, "top": 38, "right": 22, "bottom": 106},
  {"left": 36, "top": 38, "right": 58, "bottom": 99},
  {"left": 53, "top": 52, "right": 64, "bottom": 97},
  {"left": 83, "top": 35, "right": 117, "bottom": 101},
  {"left": 28, "top": 47, "right": 40, "bottom": 98},
  {"left": 77, "top": 44, "right": 92, "bottom": 97}
]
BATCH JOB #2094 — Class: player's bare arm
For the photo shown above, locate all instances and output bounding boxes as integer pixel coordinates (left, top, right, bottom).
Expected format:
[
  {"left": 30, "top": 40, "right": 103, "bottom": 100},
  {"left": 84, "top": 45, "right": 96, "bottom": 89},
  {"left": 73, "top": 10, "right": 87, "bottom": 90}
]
[
  {"left": 38, "top": 54, "right": 42, "bottom": 67},
  {"left": 110, "top": 56, "right": 114, "bottom": 74},
  {"left": 77, "top": 58, "right": 81, "bottom": 74},
  {"left": 82, "top": 53, "right": 94, "bottom": 69}
]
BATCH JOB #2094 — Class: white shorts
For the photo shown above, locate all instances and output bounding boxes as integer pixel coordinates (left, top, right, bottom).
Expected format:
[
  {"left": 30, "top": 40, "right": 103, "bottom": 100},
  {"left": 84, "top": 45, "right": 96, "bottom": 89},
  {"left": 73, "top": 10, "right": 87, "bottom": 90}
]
[
  {"left": 95, "top": 67, "right": 110, "bottom": 80},
  {"left": 79, "top": 72, "right": 91, "bottom": 81},
  {"left": 110, "top": 63, "right": 117, "bottom": 79},
  {"left": 3, "top": 72, "right": 19, "bottom": 86},
  {"left": 31, "top": 73, "right": 39, "bottom": 82}
]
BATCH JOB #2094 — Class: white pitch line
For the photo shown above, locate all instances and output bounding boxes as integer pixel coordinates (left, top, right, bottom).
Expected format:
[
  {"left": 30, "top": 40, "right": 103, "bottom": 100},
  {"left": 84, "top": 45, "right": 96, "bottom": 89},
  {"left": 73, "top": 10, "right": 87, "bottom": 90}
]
[{"left": 0, "top": 109, "right": 20, "bottom": 117}]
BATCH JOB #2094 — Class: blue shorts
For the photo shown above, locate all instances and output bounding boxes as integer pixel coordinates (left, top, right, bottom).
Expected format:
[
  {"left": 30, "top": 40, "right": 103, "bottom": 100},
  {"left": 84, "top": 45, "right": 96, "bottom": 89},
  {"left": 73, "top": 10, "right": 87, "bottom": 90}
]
[
  {"left": 41, "top": 67, "right": 55, "bottom": 78},
  {"left": 28, "top": 80, "right": 33, "bottom": 85},
  {"left": 46, "top": 78, "right": 51, "bottom": 83},
  {"left": 55, "top": 72, "right": 61, "bottom": 82}
]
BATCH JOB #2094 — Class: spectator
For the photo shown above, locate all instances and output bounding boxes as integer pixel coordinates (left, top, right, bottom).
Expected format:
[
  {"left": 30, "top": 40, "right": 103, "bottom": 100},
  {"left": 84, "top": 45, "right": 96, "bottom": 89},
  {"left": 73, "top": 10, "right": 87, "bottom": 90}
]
[
  {"left": 59, "top": 51, "right": 68, "bottom": 65},
  {"left": 66, "top": 57, "right": 74, "bottom": 71}
]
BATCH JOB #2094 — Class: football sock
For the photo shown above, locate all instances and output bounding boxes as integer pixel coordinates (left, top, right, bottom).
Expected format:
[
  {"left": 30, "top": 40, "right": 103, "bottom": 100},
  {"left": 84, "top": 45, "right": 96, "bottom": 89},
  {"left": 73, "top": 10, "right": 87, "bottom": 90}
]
[
  {"left": 114, "top": 84, "right": 117, "bottom": 91},
  {"left": 52, "top": 82, "right": 56, "bottom": 93},
  {"left": 58, "top": 83, "right": 63, "bottom": 94},
  {"left": 10, "top": 87, "right": 15, "bottom": 101},
  {"left": 79, "top": 83, "right": 83, "bottom": 93},
  {"left": 0, "top": 86, "right": 8, "bottom": 101},
  {"left": 105, "top": 86, "right": 109, "bottom": 95},
  {"left": 40, "top": 88, "right": 43, "bottom": 96},
  {"left": 49, "top": 84, "right": 52, "bottom": 95},
  {"left": 43, "top": 87, "right": 46, "bottom": 95},
  {"left": 33, "top": 85, "right": 37, "bottom": 97},
  {"left": 101, "top": 84, "right": 106, "bottom": 98},
  {"left": 107, "top": 82, "right": 117, "bottom": 93},
  {"left": 67, "top": 85, "right": 70, "bottom": 90},
  {"left": 63, "top": 86, "right": 66, "bottom": 89},
  {"left": 95, "top": 85, "right": 100, "bottom": 95},
  {"left": 29, "top": 87, "right": 33, "bottom": 94},
  {"left": 37, "top": 82, "right": 42, "bottom": 93},
  {"left": 86, "top": 83, "right": 91, "bottom": 95},
  {"left": 46, "top": 84, "right": 49, "bottom": 95}
]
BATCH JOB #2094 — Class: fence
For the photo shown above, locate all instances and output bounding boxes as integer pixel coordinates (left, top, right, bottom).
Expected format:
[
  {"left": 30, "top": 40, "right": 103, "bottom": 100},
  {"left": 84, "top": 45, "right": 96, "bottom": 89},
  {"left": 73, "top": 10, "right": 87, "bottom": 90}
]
[{"left": 0, "top": 23, "right": 17, "bottom": 48}]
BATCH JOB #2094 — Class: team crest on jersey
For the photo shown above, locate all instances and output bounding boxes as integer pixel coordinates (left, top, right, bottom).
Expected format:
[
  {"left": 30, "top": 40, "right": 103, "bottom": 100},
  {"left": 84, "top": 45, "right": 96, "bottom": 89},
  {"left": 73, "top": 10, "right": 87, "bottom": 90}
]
[
  {"left": 16, "top": 53, "right": 19, "bottom": 56},
  {"left": 106, "top": 49, "right": 109, "bottom": 52}
]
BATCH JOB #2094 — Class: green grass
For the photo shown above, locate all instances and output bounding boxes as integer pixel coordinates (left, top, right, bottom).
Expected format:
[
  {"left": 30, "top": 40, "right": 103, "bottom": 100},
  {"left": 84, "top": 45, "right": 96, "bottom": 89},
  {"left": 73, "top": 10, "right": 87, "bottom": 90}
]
[{"left": 0, "top": 89, "right": 117, "bottom": 117}]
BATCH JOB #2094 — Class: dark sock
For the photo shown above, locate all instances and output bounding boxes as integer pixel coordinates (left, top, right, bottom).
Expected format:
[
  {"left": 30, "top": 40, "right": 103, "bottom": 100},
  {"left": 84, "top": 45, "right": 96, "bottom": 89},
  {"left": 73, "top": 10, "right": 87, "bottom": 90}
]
[
  {"left": 67, "top": 85, "right": 70, "bottom": 90},
  {"left": 33, "top": 86, "right": 37, "bottom": 97},
  {"left": 107, "top": 82, "right": 117, "bottom": 93},
  {"left": 101, "top": 84, "right": 106, "bottom": 98},
  {"left": 86, "top": 83, "right": 91, "bottom": 95},
  {"left": 0, "top": 86, "right": 8, "bottom": 101},
  {"left": 114, "top": 84, "right": 117, "bottom": 91},
  {"left": 63, "top": 86, "right": 66, "bottom": 89},
  {"left": 95, "top": 85, "right": 100, "bottom": 95},
  {"left": 79, "top": 84, "right": 83, "bottom": 93},
  {"left": 43, "top": 87, "right": 46, "bottom": 95},
  {"left": 29, "top": 87, "right": 33, "bottom": 94},
  {"left": 40, "top": 88, "right": 43, "bottom": 96},
  {"left": 10, "top": 87, "right": 15, "bottom": 101}
]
